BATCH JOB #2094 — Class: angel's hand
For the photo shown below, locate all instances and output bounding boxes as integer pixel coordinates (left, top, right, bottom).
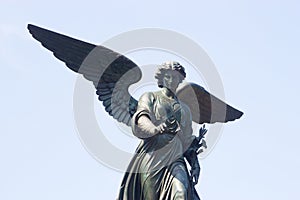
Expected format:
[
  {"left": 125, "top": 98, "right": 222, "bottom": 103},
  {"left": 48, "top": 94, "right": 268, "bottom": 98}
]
[
  {"left": 156, "top": 123, "right": 166, "bottom": 134},
  {"left": 157, "top": 122, "right": 176, "bottom": 134},
  {"left": 157, "top": 116, "right": 178, "bottom": 134}
]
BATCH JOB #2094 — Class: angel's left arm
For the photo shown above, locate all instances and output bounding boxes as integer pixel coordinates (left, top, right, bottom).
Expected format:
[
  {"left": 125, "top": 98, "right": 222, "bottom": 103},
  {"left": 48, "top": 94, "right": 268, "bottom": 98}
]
[{"left": 177, "top": 103, "right": 195, "bottom": 152}]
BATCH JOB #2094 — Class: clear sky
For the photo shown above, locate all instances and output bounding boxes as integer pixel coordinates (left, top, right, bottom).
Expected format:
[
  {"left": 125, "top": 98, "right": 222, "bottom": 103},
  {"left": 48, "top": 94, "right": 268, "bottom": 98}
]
[{"left": 1, "top": 0, "right": 300, "bottom": 199}]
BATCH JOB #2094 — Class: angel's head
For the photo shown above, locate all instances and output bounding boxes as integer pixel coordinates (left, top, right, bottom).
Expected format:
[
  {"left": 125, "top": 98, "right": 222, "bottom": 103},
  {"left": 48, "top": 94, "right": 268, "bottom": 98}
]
[{"left": 155, "top": 61, "right": 186, "bottom": 92}]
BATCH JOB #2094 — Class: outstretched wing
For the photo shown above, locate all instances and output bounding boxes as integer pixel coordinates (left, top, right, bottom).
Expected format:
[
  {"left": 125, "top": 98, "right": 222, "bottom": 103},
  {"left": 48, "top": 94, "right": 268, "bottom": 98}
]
[
  {"left": 28, "top": 24, "right": 142, "bottom": 126},
  {"left": 176, "top": 82, "right": 243, "bottom": 124}
]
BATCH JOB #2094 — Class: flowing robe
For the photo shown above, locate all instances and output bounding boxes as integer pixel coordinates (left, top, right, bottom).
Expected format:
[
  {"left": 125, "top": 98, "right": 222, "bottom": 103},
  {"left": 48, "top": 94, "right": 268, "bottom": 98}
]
[{"left": 118, "top": 91, "right": 197, "bottom": 200}]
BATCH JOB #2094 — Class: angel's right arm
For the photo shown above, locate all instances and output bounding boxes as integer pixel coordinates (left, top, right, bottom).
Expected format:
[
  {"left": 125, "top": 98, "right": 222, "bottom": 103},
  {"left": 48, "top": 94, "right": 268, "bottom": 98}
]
[
  {"left": 136, "top": 115, "right": 160, "bottom": 138},
  {"left": 131, "top": 92, "right": 160, "bottom": 139}
]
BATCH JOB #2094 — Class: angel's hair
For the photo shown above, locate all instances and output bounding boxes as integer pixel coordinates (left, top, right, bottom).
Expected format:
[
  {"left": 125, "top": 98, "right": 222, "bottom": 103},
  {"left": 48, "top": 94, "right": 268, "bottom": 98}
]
[{"left": 155, "top": 61, "right": 186, "bottom": 88}]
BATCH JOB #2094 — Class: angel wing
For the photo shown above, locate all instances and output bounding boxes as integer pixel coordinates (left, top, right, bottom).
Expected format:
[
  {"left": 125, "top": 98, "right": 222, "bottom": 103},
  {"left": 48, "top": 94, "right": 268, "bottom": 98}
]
[
  {"left": 28, "top": 24, "right": 142, "bottom": 126},
  {"left": 176, "top": 82, "right": 243, "bottom": 124}
]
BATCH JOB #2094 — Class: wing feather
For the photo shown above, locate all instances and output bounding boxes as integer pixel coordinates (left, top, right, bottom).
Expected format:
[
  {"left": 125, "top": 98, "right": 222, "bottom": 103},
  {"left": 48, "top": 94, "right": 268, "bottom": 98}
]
[
  {"left": 176, "top": 82, "right": 243, "bottom": 124},
  {"left": 28, "top": 24, "right": 141, "bottom": 126}
]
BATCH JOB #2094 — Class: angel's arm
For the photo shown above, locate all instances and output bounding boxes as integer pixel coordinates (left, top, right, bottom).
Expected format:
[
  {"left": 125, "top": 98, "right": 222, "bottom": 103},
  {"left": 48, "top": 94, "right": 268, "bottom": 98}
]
[
  {"left": 177, "top": 103, "right": 196, "bottom": 150},
  {"left": 177, "top": 103, "right": 201, "bottom": 184},
  {"left": 131, "top": 92, "right": 159, "bottom": 139},
  {"left": 135, "top": 116, "right": 160, "bottom": 138}
]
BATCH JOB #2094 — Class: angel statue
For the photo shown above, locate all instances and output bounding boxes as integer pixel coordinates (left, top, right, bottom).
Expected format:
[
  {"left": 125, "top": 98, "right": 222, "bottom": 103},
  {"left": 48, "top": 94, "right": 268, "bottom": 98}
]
[{"left": 28, "top": 24, "right": 243, "bottom": 200}]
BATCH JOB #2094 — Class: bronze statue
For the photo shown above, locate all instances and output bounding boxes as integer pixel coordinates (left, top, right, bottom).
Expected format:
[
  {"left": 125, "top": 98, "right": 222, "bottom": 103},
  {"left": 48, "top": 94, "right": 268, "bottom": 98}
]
[{"left": 28, "top": 24, "right": 243, "bottom": 200}]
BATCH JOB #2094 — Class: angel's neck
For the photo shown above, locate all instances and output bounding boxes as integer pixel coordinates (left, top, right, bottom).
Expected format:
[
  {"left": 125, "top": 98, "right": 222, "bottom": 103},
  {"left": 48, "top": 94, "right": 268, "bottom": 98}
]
[{"left": 161, "top": 88, "right": 176, "bottom": 99}]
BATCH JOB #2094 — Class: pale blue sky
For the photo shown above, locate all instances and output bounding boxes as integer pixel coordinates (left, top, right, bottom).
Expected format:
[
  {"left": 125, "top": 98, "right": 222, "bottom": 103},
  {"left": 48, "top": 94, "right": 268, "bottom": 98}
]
[{"left": 1, "top": 0, "right": 300, "bottom": 199}]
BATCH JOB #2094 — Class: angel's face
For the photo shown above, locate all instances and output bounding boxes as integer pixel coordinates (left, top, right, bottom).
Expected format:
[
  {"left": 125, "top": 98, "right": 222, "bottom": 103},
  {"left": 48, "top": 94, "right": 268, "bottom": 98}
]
[{"left": 162, "top": 70, "right": 181, "bottom": 92}]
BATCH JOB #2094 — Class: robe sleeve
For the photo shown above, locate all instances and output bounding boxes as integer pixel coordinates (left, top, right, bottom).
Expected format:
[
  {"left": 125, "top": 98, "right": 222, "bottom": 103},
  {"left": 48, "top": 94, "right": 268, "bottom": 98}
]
[{"left": 131, "top": 92, "right": 156, "bottom": 139}]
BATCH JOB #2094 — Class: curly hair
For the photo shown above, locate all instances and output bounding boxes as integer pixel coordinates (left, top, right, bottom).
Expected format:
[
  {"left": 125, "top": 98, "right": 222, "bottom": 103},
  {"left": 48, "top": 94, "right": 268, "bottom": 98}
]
[{"left": 155, "top": 61, "right": 186, "bottom": 88}]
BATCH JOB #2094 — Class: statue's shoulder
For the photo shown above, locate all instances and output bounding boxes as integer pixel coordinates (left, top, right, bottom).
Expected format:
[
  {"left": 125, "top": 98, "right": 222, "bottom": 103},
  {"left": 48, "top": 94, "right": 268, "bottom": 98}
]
[
  {"left": 138, "top": 90, "right": 164, "bottom": 105},
  {"left": 138, "top": 91, "right": 157, "bottom": 103}
]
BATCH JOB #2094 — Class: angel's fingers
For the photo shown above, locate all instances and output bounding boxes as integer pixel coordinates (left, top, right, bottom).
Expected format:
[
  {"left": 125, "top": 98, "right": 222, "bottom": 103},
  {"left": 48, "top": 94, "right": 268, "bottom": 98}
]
[
  {"left": 162, "top": 123, "right": 168, "bottom": 129},
  {"left": 157, "top": 124, "right": 165, "bottom": 133},
  {"left": 159, "top": 123, "right": 167, "bottom": 133}
]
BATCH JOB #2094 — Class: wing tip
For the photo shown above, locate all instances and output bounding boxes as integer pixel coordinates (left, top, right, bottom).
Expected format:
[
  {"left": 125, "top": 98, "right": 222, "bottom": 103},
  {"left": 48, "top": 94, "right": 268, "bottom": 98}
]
[
  {"left": 27, "top": 24, "right": 42, "bottom": 38},
  {"left": 27, "top": 23, "right": 33, "bottom": 29},
  {"left": 225, "top": 109, "right": 244, "bottom": 123},
  {"left": 27, "top": 23, "right": 38, "bottom": 32},
  {"left": 237, "top": 110, "right": 244, "bottom": 119}
]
